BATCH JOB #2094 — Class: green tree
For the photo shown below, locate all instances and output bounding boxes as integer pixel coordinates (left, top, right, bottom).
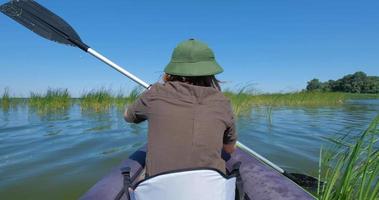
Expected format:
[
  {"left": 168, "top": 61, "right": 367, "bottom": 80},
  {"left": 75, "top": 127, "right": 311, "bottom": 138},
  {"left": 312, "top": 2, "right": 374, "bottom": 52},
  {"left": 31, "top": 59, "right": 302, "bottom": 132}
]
[
  {"left": 306, "top": 79, "right": 322, "bottom": 91},
  {"left": 321, "top": 80, "right": 335, "bottom": 92},
  {"left": 306, "top": 71, "right": 379, "bottom": 94},
  {"left": 339, "top": 71, "right": 367, "bottom": 93},
  {"left": 363, "top": 77, "right": 379, "bottom": 93}
]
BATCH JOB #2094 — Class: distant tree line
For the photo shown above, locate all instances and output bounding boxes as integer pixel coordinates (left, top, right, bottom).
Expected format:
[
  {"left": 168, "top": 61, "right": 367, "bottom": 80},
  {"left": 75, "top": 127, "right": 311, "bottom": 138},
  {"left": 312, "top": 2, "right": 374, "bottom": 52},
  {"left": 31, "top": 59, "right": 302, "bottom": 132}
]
[{"left": 306, "top": 71, "right": 379, "bottom": 93}]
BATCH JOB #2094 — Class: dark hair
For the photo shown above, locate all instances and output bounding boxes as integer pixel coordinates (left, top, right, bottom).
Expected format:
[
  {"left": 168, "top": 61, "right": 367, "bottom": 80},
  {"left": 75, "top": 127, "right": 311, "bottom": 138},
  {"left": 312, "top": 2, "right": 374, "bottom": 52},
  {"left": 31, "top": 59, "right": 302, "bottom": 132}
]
[{"left": 163, "top": 74, "right": 221, "bottom": 91}]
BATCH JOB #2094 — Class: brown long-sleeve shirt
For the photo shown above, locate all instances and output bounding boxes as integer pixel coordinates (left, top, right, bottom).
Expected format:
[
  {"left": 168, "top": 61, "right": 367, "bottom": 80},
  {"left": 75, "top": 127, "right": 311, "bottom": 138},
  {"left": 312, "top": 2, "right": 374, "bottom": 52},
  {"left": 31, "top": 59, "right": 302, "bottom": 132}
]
[{"left": 124, "top": 81, "right": 237, "bottom": 176}]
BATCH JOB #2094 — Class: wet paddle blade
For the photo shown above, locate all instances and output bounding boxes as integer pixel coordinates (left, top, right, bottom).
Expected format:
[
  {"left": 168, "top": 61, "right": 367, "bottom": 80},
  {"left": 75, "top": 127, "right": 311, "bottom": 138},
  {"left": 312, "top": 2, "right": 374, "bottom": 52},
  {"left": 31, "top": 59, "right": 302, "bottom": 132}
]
[
  {"left": 0, "top": 0, "right": 87, "bottom": 50},
  {"left": 289, "top": 173, "right": 324, "bottom": 190}
]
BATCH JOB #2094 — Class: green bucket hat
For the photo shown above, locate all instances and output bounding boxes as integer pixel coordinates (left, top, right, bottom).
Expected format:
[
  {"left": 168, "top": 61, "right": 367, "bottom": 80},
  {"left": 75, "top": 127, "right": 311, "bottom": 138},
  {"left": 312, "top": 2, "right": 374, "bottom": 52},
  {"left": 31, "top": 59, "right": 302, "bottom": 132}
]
[{"left": 164, "top": 39, "right": 224, "bottom": 76}]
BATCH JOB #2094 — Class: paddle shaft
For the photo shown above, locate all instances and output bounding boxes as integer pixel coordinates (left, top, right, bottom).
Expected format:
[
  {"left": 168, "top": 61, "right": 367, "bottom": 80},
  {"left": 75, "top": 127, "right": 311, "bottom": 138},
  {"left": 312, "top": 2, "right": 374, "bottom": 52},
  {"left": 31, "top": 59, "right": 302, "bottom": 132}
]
[
  {"left": 87, "top": 48, "right": 150, "bottom": 89},
  {"left": 236, "top": 141, "right": 284, "bottom": 173}
]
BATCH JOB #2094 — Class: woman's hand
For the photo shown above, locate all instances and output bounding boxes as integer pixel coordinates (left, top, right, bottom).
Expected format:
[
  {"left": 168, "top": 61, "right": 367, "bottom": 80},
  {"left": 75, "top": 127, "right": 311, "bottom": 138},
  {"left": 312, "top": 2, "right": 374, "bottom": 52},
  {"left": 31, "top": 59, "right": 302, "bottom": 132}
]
[{"left": 223, "top": 142, "right": 236, "bottom": 154}]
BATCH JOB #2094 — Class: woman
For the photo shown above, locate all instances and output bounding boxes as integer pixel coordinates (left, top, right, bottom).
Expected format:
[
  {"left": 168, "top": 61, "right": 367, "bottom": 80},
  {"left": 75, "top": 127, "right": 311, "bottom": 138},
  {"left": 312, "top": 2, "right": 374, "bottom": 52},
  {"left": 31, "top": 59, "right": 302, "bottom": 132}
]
[{"left": 124, "top": 39, "right": 237, "bottom": 177}]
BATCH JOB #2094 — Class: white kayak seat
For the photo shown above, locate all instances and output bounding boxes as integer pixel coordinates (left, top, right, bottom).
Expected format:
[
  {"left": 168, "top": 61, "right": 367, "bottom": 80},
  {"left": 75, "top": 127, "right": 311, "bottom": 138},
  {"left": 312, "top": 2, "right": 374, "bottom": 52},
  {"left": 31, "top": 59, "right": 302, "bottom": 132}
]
[{"left": 130, "top": 168, "right": 237, "bottom": 200}]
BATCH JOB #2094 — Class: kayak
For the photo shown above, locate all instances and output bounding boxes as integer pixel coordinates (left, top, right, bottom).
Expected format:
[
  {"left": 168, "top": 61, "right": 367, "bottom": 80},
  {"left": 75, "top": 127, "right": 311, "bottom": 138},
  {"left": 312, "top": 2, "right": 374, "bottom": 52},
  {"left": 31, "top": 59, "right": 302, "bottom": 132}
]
[{"left": 80, "top": 145, "right": 316, "bottom": 200}]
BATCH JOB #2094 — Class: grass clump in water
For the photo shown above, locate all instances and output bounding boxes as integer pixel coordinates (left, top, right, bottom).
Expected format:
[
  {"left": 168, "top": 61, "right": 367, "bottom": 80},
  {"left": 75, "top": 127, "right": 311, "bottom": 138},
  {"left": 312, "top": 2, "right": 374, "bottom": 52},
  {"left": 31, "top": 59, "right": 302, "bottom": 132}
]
[
  {"left": 224, "top": 87, "right": 255, "bottom": 116},
  {"left": 1, "top": 88, "right": 11, "bottom": 111},
  {"left": 114, "top": 92, "right": 127, "bottom": 109},
  {"left": 318, "top": 115, "right": 379, "bottom": 200},
  {"left": 114, "top": 86, "right": 143, "bottom": 109},
  {"left": 80, "top": 89, "right": 112, "bottom": 112},
  {"left": 223, "top": 90, "right": 371, "bottom": 116},
  {"left": 29, "top": 88, "right": 71, "bottom": 113},
  {"left": 224, "top": 89, "right": 350, "bottom": 116},
  {"left": 126, "top": 87, "right": 143, "bottom": 105},
  {"left": 249, "top": 92, "right": 349, "bottom": 106}
]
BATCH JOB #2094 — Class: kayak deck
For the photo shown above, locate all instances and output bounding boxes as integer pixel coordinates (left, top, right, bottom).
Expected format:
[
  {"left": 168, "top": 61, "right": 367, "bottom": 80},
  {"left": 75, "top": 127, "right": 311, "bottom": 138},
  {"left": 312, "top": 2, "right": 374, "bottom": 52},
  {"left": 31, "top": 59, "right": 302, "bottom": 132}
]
[{"left": 81, "top": 146, "right": 315, "bottom": 200}]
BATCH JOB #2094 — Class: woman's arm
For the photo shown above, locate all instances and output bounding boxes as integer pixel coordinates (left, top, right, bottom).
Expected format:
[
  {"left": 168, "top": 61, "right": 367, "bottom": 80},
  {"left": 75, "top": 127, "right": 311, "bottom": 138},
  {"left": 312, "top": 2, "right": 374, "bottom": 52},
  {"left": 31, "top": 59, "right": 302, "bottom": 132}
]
[
  {"left": 124, "top": 91, "right": 150, "bottom": 123},
  {"left": 223, "top": 102, "right": 237, "bottom": 154}
]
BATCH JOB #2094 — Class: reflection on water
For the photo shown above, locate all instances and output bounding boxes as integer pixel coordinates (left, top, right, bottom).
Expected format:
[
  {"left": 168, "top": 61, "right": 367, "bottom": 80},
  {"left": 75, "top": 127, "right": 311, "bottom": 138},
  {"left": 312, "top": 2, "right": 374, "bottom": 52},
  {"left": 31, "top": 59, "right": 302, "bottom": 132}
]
[
  {"left": 237, "top": 99, "right": 379, "bottom": 176},
  {"left": 0, "top": 100, "right": 378, "bottom": 200},
  {"left": 81, "top": 108, "right": 113, "bottom": 134}
]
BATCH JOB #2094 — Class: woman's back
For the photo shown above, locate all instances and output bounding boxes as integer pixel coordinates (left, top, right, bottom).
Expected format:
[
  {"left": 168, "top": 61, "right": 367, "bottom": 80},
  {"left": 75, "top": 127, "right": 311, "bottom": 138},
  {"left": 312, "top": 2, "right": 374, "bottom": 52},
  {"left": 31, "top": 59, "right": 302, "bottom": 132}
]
[
  {"left": 124, "top": 39, "right": 237, "bottom": 176},
  {"left": 125, "top": 81, "right": 236, "bottom": 176}
]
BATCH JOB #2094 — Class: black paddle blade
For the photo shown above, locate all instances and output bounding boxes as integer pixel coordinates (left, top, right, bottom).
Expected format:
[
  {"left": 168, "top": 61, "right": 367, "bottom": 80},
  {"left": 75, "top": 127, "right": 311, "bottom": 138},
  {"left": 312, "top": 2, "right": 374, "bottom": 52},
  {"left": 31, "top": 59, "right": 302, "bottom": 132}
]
[
  {"left": 289, "top": 173, "right": 324, "bottom": 190},
  {"left": 0, "top": 0, "right": 88, "bottom": 50}
]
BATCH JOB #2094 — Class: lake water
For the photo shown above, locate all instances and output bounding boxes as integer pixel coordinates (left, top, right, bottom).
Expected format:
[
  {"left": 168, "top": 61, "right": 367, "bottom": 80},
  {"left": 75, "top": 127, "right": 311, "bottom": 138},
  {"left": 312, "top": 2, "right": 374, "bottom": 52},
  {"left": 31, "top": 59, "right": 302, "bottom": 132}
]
[{"left": 1, "top": 99, "right": 378, "bottom": 199}]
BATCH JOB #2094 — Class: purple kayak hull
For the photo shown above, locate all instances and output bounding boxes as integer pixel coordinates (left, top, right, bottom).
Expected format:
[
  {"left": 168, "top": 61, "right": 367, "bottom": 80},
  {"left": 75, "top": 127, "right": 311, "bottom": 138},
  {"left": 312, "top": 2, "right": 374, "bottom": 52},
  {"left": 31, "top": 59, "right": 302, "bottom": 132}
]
[{"left": 81, "top": 146, "right": 315, "bottom": 200}]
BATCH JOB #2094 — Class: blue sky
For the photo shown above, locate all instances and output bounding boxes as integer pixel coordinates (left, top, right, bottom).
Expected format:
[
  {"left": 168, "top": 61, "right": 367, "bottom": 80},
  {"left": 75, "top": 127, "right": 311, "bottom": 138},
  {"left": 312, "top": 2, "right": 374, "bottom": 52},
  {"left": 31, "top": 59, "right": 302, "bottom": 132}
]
[{"left": 0, "top": 0, "right": 378, "bottom": 97}]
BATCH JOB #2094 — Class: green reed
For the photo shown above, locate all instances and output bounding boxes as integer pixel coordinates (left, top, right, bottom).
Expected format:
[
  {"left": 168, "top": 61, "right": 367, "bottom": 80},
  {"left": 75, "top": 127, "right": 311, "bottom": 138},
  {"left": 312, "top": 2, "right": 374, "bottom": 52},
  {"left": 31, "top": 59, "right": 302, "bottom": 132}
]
[
  {"left": 114, "top": 92, "right": 127, "bottom": 109},
  {"left": 248, "top": 92, "right": 351, "bottom": 106},
  {"left": 29, "top": 88, "right": 71, "bottom": 113},
  {"left": 318, "top": 115, "right": 379, "bottom": 200},
  {"left": 346, "top": 93, "right": 379, "bottom": 100},
  {"left": 1, "top": 88, "right": 11, "bottom": 110},
  {"left": 224, "top": 90, "right": 379, "bottom": 115},
  {"left": 4, "top": 86, "right": 378, "bottom": 115},
  {"left": 114, "top": 87, "right": 143, "bottom": 109},
  {"left": 126, "top": 87, "right": 142, "bottom": 105},
  {"left": 224, "top": 88, "right": 254, "bottom": 117},
  {"left": 223, "top": 90, "right": 354, "bottom": 116},
  {"left": 80, "top": 89, "right": 113, "bottom": 112}
]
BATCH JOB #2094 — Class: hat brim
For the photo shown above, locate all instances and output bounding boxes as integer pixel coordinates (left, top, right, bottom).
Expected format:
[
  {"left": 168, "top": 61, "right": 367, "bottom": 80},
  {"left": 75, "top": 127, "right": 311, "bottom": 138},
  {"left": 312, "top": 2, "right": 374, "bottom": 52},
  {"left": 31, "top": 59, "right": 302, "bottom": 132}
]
[{"left": 164, "top": 60, "right": 224, "bottom": 76}]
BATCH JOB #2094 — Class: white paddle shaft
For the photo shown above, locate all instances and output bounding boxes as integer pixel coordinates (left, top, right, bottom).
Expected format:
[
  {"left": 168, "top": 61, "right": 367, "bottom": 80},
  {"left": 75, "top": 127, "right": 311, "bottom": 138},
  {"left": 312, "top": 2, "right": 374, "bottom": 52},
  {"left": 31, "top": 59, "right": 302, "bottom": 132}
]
[
  {"left": 87, "top": 48, "right": 150, "bottom": 89},
  {"left": 237, "top": 141, "right": 284, "bottom": 173}
]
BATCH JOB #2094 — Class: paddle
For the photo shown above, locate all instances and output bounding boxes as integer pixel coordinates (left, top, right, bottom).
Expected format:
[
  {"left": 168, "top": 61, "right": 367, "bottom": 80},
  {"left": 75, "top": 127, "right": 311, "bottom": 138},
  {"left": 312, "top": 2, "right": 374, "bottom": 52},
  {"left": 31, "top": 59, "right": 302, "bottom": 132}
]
[{"left": 0, "top": 0, "right": 321, "bottom": 190}]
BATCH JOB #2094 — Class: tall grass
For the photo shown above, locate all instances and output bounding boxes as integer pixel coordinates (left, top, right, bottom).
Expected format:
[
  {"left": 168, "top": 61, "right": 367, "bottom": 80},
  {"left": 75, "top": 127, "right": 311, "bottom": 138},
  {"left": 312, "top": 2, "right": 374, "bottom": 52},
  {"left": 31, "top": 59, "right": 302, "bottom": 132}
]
[
  {"left": 318, "top": 115, "right": 379, "bottom": 200},
  {"left": 114, "top": 87, "right": 143, "bottom": 109},
  {"left": 126, "top": 87, "right": 142, "bottom": 105},
  {"left": 1, "top": 88, "right": 11, "bottom": 110},
  {"left": 224, "top": 87, "right": 255, "bottom": 116},
  {"left": 224, "top": 90, "right": 354, "bottom": 116},
  {"left": 29, "top": 88, "right": 71, "bottom": 113},
  {"left": 3, "top": 86, "right": 378, "bottom": 115},
  {"left": 114, "top": 92, "right": 127, "bottom": 109},
  {"left": 347, "top": 93, "right": 379, "bottom": 99},
  {"left": 247, "top": 92, "right": 349, "bottom": 106},
  {"left": 80, "top": 89, "right": 112, "bottom": 112}
]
